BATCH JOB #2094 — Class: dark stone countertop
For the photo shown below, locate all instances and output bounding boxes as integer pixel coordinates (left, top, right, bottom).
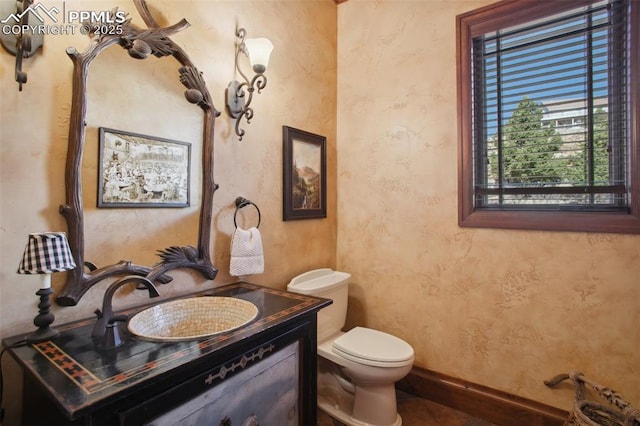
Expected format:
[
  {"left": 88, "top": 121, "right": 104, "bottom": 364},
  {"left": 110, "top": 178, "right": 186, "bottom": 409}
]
[{"left": 2, "top": 282, "right": 330, "bottom": 420}]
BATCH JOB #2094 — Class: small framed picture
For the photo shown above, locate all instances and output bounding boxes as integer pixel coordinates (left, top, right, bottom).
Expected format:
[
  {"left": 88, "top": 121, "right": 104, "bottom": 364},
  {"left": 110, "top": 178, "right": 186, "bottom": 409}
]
[
  {"left": 98, "top": 127, "right": 191, "bottom": 208},
  {"left": 283, "top": 126, "right": 327, "bottom": 220}
]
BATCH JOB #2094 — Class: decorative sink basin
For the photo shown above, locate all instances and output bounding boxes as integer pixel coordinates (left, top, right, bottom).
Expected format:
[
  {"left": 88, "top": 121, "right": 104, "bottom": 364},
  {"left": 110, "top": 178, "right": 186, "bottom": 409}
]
[{"left": 127, "top": 296, "right": 259, "bottom": 342}]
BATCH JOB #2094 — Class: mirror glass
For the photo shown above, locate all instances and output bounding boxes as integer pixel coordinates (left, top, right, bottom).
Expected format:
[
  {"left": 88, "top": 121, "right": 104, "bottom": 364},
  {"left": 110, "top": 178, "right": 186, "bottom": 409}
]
[{"left": 83, "top": 46, "right": 202, "bottom": 268}]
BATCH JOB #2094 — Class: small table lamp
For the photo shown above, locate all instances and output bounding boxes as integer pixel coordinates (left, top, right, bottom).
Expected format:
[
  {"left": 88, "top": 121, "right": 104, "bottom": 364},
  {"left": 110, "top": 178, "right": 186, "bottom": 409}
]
[{"left": 17, "top": 232, "right": 76, "bottom": 343}]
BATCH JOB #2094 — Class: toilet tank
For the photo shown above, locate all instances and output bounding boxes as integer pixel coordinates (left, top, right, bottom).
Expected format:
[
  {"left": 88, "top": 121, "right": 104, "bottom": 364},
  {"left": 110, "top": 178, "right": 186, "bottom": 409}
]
[{"left": 287, "top": 269, "right": 351, "bottom": 342}]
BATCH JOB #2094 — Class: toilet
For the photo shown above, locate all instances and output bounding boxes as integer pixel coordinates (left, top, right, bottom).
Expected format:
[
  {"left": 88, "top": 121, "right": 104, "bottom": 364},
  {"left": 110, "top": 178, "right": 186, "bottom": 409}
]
[{"left": 287, "top": 269, "right": 414, "bottom": 426}]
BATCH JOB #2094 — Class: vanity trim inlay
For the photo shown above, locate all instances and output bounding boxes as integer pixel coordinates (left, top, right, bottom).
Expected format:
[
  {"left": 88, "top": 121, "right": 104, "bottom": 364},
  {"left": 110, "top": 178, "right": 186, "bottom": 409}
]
[{"left": 32, "top": 342, "right": 101, "bottom": 389}]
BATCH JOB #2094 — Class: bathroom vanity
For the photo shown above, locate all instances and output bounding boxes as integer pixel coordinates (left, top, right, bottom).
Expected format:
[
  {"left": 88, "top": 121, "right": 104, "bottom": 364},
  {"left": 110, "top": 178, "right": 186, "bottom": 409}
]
[{"left": 2, "top": 282, "right": 330, "bottom": 425}]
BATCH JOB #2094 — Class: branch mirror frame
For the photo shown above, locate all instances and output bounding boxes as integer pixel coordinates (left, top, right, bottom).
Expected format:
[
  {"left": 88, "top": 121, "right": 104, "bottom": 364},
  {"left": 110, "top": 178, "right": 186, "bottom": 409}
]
[{"left": 57, "top": 0, "right": 219, "bottom": 306}]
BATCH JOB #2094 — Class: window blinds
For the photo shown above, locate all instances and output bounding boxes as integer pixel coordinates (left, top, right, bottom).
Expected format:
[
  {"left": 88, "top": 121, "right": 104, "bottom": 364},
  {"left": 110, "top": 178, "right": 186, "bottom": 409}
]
[{"left": 472, "top": 0, "right": 629, "bottom": 211}]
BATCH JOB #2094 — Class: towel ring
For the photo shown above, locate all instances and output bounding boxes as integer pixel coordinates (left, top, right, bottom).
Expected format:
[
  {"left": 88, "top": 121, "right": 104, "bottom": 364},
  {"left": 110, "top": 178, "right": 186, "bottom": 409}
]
[{"left": 234, "top": 197, "right": 261, "bottom": 228}]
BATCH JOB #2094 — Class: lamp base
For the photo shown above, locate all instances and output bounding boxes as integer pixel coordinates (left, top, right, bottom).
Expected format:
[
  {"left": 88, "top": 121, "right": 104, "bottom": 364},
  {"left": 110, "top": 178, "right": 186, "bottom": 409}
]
[
  {"left": 27, "top": 287, "right": 59, "bottom": 344},
  {"left": 26, "top": 326, "right": 59, "bottom": 344}
]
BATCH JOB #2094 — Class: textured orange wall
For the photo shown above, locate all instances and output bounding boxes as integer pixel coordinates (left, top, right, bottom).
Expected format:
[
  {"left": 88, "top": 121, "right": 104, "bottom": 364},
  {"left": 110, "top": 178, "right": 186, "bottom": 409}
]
[
  {"left": 0, "top": 1, "right": 336, "bottom": 423},
  {"left": 336, "top": 0, "right": 639, "bottom": 411}
]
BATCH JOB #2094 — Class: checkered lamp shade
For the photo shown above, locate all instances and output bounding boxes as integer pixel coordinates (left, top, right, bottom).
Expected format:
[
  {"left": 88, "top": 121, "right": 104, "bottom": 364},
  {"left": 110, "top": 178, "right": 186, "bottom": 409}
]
[{"left": 17, "top": 232, "right": 76, "bottom": 275}]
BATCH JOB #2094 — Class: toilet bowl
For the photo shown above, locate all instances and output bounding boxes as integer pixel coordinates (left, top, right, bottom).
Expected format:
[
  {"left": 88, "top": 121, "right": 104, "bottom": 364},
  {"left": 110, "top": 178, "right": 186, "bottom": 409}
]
[
  {"left": 287, "top": 269, "right": 414, "bottom": 426},
  {"left": 318, "top": 328, "right": 414, "bottom": 426}
]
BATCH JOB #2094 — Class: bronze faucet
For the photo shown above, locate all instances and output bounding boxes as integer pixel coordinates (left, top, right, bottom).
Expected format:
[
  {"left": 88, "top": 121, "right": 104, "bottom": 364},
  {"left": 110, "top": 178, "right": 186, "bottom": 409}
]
[{"left": 92, "top": 275, "right": 160, "bottom": 348}]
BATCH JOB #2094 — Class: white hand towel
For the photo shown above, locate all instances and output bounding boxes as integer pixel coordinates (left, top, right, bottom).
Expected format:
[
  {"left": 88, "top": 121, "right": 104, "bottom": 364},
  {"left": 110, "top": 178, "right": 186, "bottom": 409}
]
[{"left": 230, "top": 226, "right": 264, "bottom": 276}]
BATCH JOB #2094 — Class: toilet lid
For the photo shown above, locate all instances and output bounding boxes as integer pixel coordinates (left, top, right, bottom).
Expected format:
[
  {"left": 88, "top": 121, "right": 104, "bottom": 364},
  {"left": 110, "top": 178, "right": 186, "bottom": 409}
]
[{"left": 332, "top": 327, "right": 414, "bottom": 367}]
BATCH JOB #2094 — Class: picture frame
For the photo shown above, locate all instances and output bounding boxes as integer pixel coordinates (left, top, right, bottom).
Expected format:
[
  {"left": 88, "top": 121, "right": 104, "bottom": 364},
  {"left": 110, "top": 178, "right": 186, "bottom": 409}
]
[
  {"left": 283, "top": 126, "right": 327, "bottom": 220},
  {"left": 97, "top": 127, "right": 191, "bottom": 208}
]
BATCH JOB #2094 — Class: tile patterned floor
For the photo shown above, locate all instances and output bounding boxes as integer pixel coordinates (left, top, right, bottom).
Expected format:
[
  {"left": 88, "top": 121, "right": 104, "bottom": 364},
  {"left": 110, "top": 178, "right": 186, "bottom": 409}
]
[{"left": 317, "top": 391, "right": 498, "bottom": 426}]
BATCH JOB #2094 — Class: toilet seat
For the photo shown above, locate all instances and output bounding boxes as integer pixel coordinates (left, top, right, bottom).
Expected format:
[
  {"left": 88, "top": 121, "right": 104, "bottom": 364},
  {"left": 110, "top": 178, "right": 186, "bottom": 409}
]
[{"left": 332, "top": 327, "right": 414, "bottom": 368}]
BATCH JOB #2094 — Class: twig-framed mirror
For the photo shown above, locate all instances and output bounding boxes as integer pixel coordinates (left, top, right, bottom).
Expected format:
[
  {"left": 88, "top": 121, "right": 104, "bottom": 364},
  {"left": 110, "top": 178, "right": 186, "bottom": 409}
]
[{"left": 57, "top": 0, "right": 219, "bottom": 305}]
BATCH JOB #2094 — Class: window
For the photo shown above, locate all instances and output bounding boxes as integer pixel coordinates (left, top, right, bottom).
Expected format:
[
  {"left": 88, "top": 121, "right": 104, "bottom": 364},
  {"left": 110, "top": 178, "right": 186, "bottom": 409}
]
[{"left": 457, "top": 0, "right": 639, "bottom": 233}]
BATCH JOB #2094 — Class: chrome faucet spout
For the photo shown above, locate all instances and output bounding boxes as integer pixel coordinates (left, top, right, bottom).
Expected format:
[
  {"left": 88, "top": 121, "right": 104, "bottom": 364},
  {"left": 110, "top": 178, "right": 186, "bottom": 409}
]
[{"left": 92, "top": 275, "right": 160, "bottom": 343}]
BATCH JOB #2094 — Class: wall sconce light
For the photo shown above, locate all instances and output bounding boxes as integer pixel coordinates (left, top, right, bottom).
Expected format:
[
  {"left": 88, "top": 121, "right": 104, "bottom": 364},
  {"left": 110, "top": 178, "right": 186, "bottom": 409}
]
[
  {"left": 17, "top": 232, "right": 76, "bottom": 343},
  {"left": 226, "top": 28, "right": 274, "bottom": 141},
  {"left": 0, "top": 0, "right": 45, "bottom": 91}
]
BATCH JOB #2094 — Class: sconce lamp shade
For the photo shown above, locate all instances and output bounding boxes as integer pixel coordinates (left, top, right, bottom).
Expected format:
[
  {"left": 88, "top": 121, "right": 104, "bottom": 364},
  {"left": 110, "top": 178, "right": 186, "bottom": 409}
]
[
  {"left": 245, "top": 37, "right": 273, "bottom": 74},
  {"left": 17, "top": 232, "right": 76, "bottom": 278}
]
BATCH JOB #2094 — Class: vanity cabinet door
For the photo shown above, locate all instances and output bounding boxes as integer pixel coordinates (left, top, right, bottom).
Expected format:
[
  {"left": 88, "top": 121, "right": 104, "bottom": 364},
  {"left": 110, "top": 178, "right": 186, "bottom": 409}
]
[{"left": 142, "top": 341, "right": 299, "bottom": 426}]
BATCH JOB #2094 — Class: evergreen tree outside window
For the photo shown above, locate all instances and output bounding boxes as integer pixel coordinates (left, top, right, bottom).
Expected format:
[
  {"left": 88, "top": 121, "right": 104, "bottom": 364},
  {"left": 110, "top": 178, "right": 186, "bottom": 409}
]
[{"left": 457, "top": 0, "right": 639, "bottom": 233}]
